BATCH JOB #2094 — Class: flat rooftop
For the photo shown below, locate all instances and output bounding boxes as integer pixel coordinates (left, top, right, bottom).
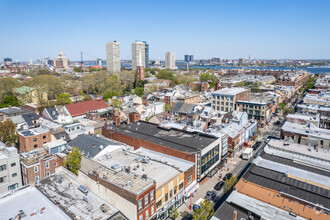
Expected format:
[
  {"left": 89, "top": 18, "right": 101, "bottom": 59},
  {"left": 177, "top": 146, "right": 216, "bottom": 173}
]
[
  {"left": 89, "top": 165, "right": 155, "bottom": 195},
  {"left": 96, "top": 147, "right": 193, "bottom": 189},
  {"left": 0, "top": 186, "right": 70, "bottom": 220},
  {"left": 243, "top": 164, "right": 330, "bottom": 209},
  {"left": 18, "top": 127, "right": 50, "bottom": 137},
  {"left": 113, "top": 121, "right": 217, "bottom": 153},
  {"left": 37, "top": 173, "right": 126, "bottom": 220},
  {"left": 281, "top": 121, "right": 330, "bottom": 140},
  {"left": 211, "top": 87, "right": 248, "bottom": 96}
]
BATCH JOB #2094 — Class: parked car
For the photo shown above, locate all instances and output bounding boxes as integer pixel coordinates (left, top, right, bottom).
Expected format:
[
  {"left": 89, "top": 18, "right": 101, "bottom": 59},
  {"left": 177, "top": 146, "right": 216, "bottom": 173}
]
[
  {"left": 253, "top": 141, "right": 262, "bottom": 150},
  {"left": 205, "top": 191, "right": 216, "bottom": 200},
  {"left": 265, "top": 138, "right": 270, "bottom": 143},
  {"left": 214, "top": 181, "right": 224, "bottom": 191},
  {"left": 223, "top": 173, "right": 233, "bottom": 182}
]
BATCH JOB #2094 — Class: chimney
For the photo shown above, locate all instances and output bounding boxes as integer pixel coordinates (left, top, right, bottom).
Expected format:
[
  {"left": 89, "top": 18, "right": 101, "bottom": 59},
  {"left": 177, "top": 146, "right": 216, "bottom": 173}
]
[
  {"left": 129, "top": 112, "right": 140, "bottom": 122},
  {"left": 112, "top": 115, "right": 120, "bottom": 126}
]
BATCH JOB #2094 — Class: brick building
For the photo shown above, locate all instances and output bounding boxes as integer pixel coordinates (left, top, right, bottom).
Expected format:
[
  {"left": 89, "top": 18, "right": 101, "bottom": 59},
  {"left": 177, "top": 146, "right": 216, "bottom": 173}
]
[
  {"left": 20, "top": 148, "right": 64, "bottom": 185},
  {"left": 276, "top": 71, "right": 309, "bottom": 90},
  {"left": 245, "top": 69, "right": 284, "bottom": 79},
  {"left": 18, "top": 127, "right": 51, "bottom": 152},
  {"left": 211, "top": 87, "right": 249, "bottom": 112}
]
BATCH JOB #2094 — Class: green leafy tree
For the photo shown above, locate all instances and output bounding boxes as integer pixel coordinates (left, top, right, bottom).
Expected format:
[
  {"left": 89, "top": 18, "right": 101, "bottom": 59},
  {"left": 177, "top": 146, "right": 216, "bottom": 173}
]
[
  {"left": 164, "top": 103, "right": 171, "bottom": 112},
  {"left": 0, "top": 96, "right": 20, "bottom": 108},
  {"left": 200, "top": 73, "right": 217, "bottom": 83},
  {"left": 103, "top": 91, "right": 120, "bottom": 102},
  {"left": 155, "top": 70, "right": 176, "bottom": 81},
  {"left": 56, "top": 93, "right": 72, "bottom": 105},
  {"left": 63, "top": 147, "right": 81, "bottom": 175},
  {"left": 193, "top": 199, "right": 214, "bottom": 220},
  {"left": 169, "top": 209, "right": 180, "bottom": 219},
  {"left": 0, "top": 120, "right": 17, "bottom": 146},
  {"left": 0, "top": 77, "right": 20, "bottom": 97},
  {"left": 134, "top": 87, "right": 145, "bottom": 97},
  {"left": 111, "top": 98, "right": 122, "bottom": 109},
  {"left": 224, "top": 175, "right": 238, "bottom": 193},
  {"left": 73, "top": 67, "right": 82, "bottom": 72}
]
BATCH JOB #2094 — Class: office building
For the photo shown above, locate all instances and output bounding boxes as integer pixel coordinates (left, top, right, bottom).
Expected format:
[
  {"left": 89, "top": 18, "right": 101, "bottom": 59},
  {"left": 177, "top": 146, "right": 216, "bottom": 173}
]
[
  {"left": 106, "top": 41, "right": 121, "bottom": 73},
  {"left": 96, "top": 58, "right": 102, "bottom": 66},
  {"left": 143, "top": 41, "right": 149, "bottom": 67},
  {"left": 0, "top": 145, "right": 22, "bottom": 193},
  {"left": 211, "top": 87, "right": 250, "bottom": 112},
  {"left": 54, "top": 49, "right": 70, "bottom": 71},
  {"left": 184, "top": 55, "right": 194, "bottom": 63},
  {"left": 132, "top": 41, "right": 146, "bottom": 71},
  {"left": 165, "top": 52, "right": 176, "bottom": 70}
]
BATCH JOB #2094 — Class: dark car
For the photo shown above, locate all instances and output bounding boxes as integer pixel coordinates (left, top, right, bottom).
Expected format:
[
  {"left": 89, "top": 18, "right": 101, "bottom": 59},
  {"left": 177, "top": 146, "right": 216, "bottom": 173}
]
[
  {"left": 253, "top": 141, "right": 262, "bottom": 150},
  {"left": 214, "top": 181, "right": 225, "bottom": 191},
  {"left": 223, "top": 173, "right": 233, "bottom": 182},
  {"left": 205, "top": 191, "right": 216, "bottom": 200}
]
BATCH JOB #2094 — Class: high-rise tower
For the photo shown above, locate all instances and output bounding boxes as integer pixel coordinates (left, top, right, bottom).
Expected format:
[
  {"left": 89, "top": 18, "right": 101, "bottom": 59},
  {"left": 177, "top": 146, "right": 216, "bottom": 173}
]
[
  {"left": 106, "top": 41, "right": 120, "bottom": 74},
  {"left": 132, "top": 41, "right": 146, "bottom": 71}
]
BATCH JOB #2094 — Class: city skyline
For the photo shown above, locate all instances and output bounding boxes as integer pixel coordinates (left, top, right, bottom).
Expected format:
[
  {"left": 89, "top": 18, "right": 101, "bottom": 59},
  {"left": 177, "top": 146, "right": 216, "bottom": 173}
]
[{"left": 1, "top": 0, "right": 330, "bottom": 61}]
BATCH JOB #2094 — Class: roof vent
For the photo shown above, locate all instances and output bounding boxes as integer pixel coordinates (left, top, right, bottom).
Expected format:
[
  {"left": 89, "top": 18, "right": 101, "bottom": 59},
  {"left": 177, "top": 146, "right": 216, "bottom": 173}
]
[{"left": 126, "top": 181, "right": 131, "bottom": 187}]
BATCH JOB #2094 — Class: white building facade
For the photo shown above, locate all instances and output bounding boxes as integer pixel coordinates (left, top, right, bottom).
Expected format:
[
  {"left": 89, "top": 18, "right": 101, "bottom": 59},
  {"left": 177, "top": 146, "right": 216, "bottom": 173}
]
[
  {"left": 132, "top": 41, "right": 146, "bottom": 71},
  {"left": 165, "top": 52, "right": 176, "bottom": 70},
  {"left": 106, "top": 41, "right": 121, "bottom": 74}
]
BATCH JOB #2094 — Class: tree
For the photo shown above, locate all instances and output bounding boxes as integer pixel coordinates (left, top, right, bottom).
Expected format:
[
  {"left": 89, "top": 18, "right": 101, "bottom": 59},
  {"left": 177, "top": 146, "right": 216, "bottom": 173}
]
[
  {"left": 111, "top": 98, "right": 122, "bottom": 109},
  {"left": 155, "top": 70, "right": 176, "bottom": 81},
  {"left": 164, "top": 103, "right": 170, "bottom": 112},
  {"left": 134, "top": 87, "right": 145, "bottom": 97},
  {"left": 0, "top": 77, "right": 20, "bottom": 97},
  {"left": 103, "top": 91, "right": 120, "bottom": 102},
  {"left": 282, "top": 107, "right": 295, "bottom": 116},
  {"left": 193, "top": 199, "right": 214, "bottom": 220},
  {"left": 169, "top": 209, "right": 180, "bottom": 219},
  {"left": 73, "top": 67, "right": 82, "bottom": 72},
  {"left": 63, "top": 147, "right": 81, "bottom": 175},
  {"left": 200, "top": 73, "right": 217, "bottom": 83},
  {"left": 224, "top": 175, "right": 238, "bottom": 193},
  {"left": 0, "top": 121, "right": 17, "bottom": 146},
  {"left": 56, "top": 93, "right": 72, "bottom": 105},
  {"left": 0, "top": 95, "right": 20, "bottom": 108}
]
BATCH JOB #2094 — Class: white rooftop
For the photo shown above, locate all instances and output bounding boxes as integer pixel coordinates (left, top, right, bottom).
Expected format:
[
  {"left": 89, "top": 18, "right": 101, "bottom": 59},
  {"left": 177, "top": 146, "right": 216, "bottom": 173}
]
[
  {"left": 282, "top": 121, "right": 330, "bottom": 140},
  {"left": 0, "top": 187, "right": 70, "bottom": 220},
  {"left": 212, "top": 87, "right": 248, "bottom": 96},
  {"left": 37, "top": 173, "right": 122, "bottom": 220}
]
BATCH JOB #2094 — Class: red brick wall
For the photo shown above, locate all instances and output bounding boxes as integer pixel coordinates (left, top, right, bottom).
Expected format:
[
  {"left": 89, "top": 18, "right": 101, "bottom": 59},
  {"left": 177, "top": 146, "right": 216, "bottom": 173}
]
[
  {"left": 88, "top": 171, "right": 156, "bottom": 220},
  {"left": 103, "top": 128, "right": 196, "bottom": 163},
  {"left": 21, "top": 155, "right": 61, "bottom": 185},
  {"left": 184, "top": 165, "right": 196, "bottom": 188},
  {"left": 18, "top": 131, "right": 51, "bottom": 152}
]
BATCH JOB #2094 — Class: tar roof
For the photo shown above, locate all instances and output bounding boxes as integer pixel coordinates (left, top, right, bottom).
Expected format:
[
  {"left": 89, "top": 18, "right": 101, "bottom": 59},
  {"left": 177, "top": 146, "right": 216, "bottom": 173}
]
[
  {"left": 211, "top": 202, "right": 260, "bottom": 220},
  {"left": 114, "top": 121, "right": 217, "bottom": 153},
  {"left": 68, "top": 134, "right": 121, "bottom": 158},
  {"left": 37, "top": 173, "right": 127, "bottom": 220},
  {"left": 244, "top": 164, "right": 330, "bottom": 209},
  {"left": 45, "top": 107, "right": 59, "bottom": 120},
  {"left": 18, "top": 127, "right": 50, "bottom": 137},
  {"left": 0, "top": 187, "right": 70, "bottom": 220},
  {"left": 234, "top": 179, "right": 329, "bottom": 220},
  {"left": 21, "top": 112, "right": 40, "bottom": 127}
]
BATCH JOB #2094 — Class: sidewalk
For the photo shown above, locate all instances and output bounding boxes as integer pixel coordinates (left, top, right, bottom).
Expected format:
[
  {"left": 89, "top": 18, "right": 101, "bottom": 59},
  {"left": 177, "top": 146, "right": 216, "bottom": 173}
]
[{"left": 177, "top": 149, "right": 245, "bottom": 219}]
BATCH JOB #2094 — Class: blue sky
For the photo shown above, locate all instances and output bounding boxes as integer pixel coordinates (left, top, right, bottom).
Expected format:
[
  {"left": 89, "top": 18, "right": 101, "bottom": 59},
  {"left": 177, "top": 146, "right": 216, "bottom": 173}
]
[{"left": 1, "top": 0, "right": 330, "bottom": 61}]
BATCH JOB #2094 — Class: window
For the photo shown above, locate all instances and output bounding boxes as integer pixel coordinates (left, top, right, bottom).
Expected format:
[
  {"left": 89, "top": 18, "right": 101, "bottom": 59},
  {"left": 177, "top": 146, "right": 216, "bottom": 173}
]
[
  {"left": 0, "top": 164, "right": 6, "bottom": 171},
  {"left": 145, "top": 210, "right": 149, "bottom": 219},
  {"left": 138, "top": 199, "right": 142, "bottom": 210},
  {"left": 34, "top": 144, "right": 38, "bottom": 148},
  {"left": 46, "top": 162, "right": 49, "bottom": 168},
  {"left": 174, "top": 186, "right": 177, "bottom": 195},
  {"left": 179, "top": 183, "right": 184, "bottom": 190},
  {"left": 46, "top": 172, "right": 50, "bottom": 176},
  {"left": 151, "top": 205, "right": 154, "bottom": 215},
  {"left": 33, "top": 138, "right": 37, "bottom": 142},
  {"left": 165, "top": 193, "right": 168, "bottom": 202},
  {"left": 321, "top": 140, "right": 324, "bottom": 145},
  {"left": 8, "top": 183, "right": 18, "bottom": 190},
  {"left": 11, "top": 163, "right": 16, "bottom": 167},
  {"left": 55, "top": 162, "right": 57, "bottom": 167},
  {"left": 43, "top": 135, "right": 46, "bottom": 139},
  {"left": 156, "top": 200, "right": 162, "bottom": 208},
  {"left": 144, "top": 194, "right": 148, "bottom": 206},
  {"left": 150, "top": 191, "right": 154, "bottom": 201},
  {"left": 188, "top": 175, "right": 192, "bottom": 184},
  {"left": 169, "top": 189, "right": 173, "bottom": 198},
  {"left": 0, "top": 176, "right": 5, "bottom": 183},
  {"left": 139, "top": 214, "right": 143, "bottom": 220},
  {"left": 35, "top": 176, "right": 39, "bottom": 181},
  {"left": 12, "top": 173, "right": 17, "bottom": 178},
  {"left": 34, "top": 166, "right": 38, "bottom": 173}
]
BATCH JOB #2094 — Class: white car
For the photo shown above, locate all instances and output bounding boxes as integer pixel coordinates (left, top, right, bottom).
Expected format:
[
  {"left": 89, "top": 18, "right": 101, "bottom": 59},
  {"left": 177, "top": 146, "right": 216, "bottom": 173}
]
[{"left": 265, "top": 138, "right": 270, "bottom": 143}]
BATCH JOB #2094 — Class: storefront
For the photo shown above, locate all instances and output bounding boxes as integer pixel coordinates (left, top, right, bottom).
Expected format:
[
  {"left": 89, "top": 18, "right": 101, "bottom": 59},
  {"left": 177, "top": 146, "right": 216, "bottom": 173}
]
[{"left": 154, "top": 191, "right": 185, "bottom": 220}]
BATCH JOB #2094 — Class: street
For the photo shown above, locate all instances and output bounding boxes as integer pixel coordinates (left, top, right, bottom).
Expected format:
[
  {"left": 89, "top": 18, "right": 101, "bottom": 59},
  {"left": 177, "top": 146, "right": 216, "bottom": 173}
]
[{"left": 178, "top": 118, "right": 283, "bottom": 219}]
